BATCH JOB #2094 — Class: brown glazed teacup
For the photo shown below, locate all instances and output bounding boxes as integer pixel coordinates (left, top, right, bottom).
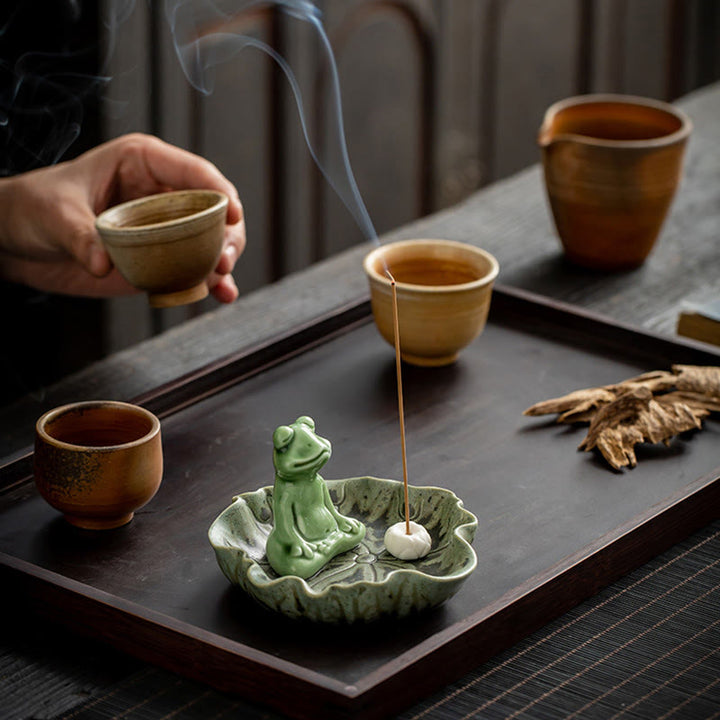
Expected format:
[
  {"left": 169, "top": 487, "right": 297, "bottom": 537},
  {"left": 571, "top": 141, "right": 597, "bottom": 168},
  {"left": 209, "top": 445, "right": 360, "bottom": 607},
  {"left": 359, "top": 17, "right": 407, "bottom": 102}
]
[
  {"left": 96, "top": 189, "right": 228, "bottom": 307},
  {"left": 363, "top": 239, "right": 499, "bottom": 366},
  {"left": 538, "top": 94, "right": 692, "bottom": 271},
  {"left": 34, "top": 401, "right": 163, "bottom": 530}
]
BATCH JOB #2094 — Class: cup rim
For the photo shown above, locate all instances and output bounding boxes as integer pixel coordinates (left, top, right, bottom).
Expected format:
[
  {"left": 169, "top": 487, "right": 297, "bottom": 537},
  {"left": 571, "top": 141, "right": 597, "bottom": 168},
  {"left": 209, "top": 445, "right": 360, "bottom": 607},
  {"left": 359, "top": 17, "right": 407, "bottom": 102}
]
[
  {"left": 36, "top": 400, "right": 161, "bottom": 452},
  {"left": 538, "top": 93, "right": 693, "bottom": 149},
  {"left": 95, "top": 189, "right": 228, "bottom": 238},
  {"left": 363, "top": 238, "right": 499, "bottom": 293}
]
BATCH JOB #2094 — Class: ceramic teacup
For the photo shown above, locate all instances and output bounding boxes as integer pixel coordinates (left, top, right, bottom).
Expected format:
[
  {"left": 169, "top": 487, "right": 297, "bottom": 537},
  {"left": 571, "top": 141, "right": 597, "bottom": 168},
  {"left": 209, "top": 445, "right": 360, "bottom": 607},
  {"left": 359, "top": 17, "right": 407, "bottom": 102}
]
[
  {"left": 538, "top": 94, "right": 692, "bottom": 271},
  {"left": 363, "top": 239, "right": 499, "bottom": 366},
  {"left": 34, "top": 401, "right": 163, "bottom": 530},
  {"left": 95, "top": 189, "right": 228, "bottom": 307}
]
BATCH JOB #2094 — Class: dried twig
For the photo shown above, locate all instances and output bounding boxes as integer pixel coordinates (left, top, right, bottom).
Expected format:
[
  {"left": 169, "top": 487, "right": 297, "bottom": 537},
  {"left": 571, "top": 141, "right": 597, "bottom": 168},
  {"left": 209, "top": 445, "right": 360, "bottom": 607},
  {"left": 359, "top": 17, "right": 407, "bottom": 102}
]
[
  {"left": 523, "top": 365, "right": 719, "bottom": 470},
  {"left": 673, "top": 365, "right": 720, "bottom": 396},
  {"left": 578, "top": 388, "right": 703, "bottom": 470}
]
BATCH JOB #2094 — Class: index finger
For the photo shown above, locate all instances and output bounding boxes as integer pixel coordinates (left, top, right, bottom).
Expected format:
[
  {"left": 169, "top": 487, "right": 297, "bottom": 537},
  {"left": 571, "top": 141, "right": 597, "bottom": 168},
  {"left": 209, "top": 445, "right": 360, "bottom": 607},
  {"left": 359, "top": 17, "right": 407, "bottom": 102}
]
[{"left": 140, "top": 136, "right": 243, "bottom": 224}]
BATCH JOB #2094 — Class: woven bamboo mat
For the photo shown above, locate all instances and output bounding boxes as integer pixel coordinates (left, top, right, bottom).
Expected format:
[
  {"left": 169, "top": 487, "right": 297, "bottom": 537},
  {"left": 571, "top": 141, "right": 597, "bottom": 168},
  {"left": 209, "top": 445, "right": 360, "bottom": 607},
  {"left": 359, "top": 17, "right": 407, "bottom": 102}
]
[{"left": 3, "top": 519, "right": 719, "bottom": 720}]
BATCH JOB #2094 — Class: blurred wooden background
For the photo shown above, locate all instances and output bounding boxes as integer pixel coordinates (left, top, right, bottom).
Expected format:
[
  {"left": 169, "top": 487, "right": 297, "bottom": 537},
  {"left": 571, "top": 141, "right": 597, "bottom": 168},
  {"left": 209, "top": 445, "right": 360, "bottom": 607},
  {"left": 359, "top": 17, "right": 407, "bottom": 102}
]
[
  {"left": 101, "top": 0, "right": 720, "bottom": 352},
  {"left": 2, "top": 0, "right": 720, "bottom": 398}
]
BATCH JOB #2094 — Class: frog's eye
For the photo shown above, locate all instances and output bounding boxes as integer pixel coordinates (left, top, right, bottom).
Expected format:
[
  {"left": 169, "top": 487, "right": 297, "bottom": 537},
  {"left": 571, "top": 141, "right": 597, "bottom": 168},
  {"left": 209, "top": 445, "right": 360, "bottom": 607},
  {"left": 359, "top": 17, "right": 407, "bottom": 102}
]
[
  {"left": 296, "top": 416, "right": 315, "bottom": 430},
  {"left": 273, "top": 426, "right": 294, "bottom": 451}
]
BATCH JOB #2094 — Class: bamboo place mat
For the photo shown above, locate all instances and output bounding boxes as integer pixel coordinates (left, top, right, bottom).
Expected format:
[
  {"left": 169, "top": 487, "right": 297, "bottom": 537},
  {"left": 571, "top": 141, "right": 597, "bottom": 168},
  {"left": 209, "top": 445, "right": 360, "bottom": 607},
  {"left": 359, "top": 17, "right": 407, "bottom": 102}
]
[{"left": 2, "top": 519, "right": 718, "bottom": 720}]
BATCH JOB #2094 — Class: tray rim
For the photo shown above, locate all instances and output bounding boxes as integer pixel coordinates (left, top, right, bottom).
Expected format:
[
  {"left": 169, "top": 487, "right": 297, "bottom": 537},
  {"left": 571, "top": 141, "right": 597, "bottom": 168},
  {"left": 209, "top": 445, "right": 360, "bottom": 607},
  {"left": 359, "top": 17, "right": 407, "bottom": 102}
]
[
  {"left": 2, "top": 283, "right": 720, "bottom": 719},
  {"left": 3, "top": 467, "right": 718, "bottom": 717},
  {"left": 3, "top": 283, "right": 720, "bottom": 482}
]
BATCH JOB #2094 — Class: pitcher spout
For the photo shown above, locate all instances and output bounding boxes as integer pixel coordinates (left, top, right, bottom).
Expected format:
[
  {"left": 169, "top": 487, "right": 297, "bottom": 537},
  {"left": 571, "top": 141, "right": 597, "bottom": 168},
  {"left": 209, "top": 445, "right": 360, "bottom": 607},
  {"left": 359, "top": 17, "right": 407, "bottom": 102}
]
[{"left": 537, "top": 111, "right": 559, "bottom": 148}]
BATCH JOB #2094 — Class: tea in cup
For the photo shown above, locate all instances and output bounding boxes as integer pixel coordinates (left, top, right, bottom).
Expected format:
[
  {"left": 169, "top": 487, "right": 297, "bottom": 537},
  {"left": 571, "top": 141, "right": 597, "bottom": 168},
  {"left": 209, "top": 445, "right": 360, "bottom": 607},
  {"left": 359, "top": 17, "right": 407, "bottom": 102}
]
[
  {"left": 363, "top": 239, "right": 499, "bottom": 366},
  {"left": 34, "top": 401, "right": 163, "bottom": 529}
]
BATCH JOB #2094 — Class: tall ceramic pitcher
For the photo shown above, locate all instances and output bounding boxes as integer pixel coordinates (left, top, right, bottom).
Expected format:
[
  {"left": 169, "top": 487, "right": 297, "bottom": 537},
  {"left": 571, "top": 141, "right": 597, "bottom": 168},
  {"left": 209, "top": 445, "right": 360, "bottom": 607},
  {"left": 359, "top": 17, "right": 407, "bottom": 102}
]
[{"left": 538, "top": 94, "right": 692, "bottom": 271}]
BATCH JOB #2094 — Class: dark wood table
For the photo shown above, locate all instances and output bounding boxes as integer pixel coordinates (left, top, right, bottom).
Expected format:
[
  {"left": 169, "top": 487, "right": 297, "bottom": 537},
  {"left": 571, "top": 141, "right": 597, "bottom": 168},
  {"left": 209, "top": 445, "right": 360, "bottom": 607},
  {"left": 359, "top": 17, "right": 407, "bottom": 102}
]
[{"left": 1, "top": 82, "right": 719, "bottom": 719}]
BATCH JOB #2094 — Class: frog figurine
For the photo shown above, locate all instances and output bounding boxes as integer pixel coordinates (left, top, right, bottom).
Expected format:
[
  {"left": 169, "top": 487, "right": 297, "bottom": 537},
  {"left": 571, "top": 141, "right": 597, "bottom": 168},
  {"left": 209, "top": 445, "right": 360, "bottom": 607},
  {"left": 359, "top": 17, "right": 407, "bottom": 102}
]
[{"left": 266, "top": 416, "right": 366, "bottom": 579}]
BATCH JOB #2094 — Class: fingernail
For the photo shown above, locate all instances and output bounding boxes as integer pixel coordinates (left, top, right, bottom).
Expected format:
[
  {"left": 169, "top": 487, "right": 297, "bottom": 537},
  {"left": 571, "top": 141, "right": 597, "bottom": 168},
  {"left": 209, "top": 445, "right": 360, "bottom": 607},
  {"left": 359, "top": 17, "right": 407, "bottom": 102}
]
[
  {"left": 227, "top": 194, "right": 242, "bottom": 223},
  {"left": 216, "top": 274, "right": 238, "bottom": 303},
  {"left": 224, "top": 245, "right": 238, "bottom": 266}
]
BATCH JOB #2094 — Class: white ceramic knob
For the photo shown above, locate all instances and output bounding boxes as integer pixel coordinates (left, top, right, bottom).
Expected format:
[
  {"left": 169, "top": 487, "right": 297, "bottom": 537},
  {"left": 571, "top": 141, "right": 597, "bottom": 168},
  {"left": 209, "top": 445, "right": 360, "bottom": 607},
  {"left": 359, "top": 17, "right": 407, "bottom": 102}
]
[{"left": 384, "top": 521, "right": 432, "bottom": 560}]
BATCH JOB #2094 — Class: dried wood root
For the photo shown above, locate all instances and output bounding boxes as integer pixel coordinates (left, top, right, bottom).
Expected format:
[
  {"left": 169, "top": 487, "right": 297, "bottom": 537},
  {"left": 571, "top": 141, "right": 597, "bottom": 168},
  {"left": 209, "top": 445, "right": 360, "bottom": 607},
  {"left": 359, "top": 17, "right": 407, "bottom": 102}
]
[
  {"left": 656, "top": 391, "right": 720, "bottom": 415},
  {"left": 578, "top": 387, "right": 703, "bottom": 470},
  {"left": 673, "top": 365, "right": 720, "bottom": 397},
  {"left": 523, "top": 364, "right": 720, "bottom": 470},
  {"left": 522, "top": 387, "right": 617, "bottom": 424},
  {"left": 614, "top": 370, "right": 678, "bottom": 395},
  {"left": 522, "top": 370, "right": 677, "bottom": 423}
]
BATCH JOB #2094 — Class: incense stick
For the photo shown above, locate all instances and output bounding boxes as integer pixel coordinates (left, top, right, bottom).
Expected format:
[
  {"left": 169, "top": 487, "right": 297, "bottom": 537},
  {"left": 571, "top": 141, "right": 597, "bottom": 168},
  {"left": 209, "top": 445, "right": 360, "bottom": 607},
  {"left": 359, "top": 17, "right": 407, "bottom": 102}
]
[{"left": 387, "top": 271, "right": 411, "bottom": 535}]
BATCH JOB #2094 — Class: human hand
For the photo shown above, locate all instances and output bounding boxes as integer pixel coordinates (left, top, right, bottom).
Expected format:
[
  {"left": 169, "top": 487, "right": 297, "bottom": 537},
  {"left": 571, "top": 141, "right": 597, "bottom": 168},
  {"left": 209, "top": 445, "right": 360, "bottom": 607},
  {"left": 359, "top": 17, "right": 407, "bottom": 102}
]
[{"left": 0, "top": 133, "right": 245, "bottom": 302}]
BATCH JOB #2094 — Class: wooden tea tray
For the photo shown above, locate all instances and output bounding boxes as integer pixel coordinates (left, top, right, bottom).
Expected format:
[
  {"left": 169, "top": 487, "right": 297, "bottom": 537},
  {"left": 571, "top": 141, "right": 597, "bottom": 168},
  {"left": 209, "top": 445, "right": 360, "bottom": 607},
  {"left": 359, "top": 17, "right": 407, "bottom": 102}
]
[{"left": 1, "top": 286, "right": 719, "bottom": 720}]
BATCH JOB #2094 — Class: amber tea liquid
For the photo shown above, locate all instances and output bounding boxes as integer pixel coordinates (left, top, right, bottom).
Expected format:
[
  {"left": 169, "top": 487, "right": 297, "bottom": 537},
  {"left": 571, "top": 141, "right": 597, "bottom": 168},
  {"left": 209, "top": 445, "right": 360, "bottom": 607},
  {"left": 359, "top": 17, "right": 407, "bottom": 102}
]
[{"left": 387, "top": 259, "right": 480, "bottom": 286}]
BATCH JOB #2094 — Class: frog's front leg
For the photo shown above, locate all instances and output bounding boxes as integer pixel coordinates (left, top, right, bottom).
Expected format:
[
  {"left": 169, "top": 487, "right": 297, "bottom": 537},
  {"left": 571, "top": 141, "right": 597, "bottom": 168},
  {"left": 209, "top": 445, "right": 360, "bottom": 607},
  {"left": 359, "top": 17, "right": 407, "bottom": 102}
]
[
  {"left": 274, "top": 491, "right": 314, "bottom": 557},
  {"left": 320, "top": 477, "right": 363, "bottom": 534}
]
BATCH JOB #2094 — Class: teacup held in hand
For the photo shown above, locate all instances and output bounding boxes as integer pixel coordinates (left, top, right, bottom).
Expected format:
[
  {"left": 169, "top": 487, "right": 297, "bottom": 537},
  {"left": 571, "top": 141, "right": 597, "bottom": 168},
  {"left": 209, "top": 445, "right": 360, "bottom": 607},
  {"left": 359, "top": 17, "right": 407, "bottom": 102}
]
[{"left": 95, "top": 189, "right": 227, "bottom": 307}]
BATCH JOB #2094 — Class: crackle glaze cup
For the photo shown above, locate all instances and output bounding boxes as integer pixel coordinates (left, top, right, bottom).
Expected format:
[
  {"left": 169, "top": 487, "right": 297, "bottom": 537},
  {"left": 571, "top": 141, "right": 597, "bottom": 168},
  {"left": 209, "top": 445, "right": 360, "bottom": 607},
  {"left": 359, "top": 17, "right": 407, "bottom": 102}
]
[
  {"left": 95, "top": 189, "right": 228, "bottom": 307},
  {"left": 539, "top": 94, "right": 692, "bottom": 271},
  {"left": 363, "top": 239, "right": 499, "bottom": 366},
  {"left": 34, "top": 401, "right": 163, "bottom": 530}
]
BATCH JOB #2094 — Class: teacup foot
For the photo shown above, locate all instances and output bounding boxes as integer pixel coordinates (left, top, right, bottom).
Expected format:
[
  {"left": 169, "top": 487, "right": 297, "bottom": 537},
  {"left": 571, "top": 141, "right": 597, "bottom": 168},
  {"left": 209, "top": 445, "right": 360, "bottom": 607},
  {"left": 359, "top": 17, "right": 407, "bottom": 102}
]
[
  {"left": 148, "top": 283, "right": 208, "bottom": 308},
  {"left": 64, "top": 512, "right": 134, "bottom": 530},
  {"left": 401, "top": 352, "right": 458, "bottom": 367}
]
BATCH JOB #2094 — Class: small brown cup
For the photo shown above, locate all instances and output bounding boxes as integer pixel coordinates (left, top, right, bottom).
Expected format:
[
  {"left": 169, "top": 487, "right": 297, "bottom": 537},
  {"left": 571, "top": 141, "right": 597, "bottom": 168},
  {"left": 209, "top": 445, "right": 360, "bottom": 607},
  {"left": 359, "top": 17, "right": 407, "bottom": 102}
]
[
  {"left": 363, "top": 239, "right": 499, "bottom": 366},
  {"left": 538, "top": 94, "right": 692, "bottom": 271},
  {"left": 34, "top": 401, "right": 163, "bottom": 530},
  {"left": 95, "top": 189, "right": 228, "bottom": 307}
]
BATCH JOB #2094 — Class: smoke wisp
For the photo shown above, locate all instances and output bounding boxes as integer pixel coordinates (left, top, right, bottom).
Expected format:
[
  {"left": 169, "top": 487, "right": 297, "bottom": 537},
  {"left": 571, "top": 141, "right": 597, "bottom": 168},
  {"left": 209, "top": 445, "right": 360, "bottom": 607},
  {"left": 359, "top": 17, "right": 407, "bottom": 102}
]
[{"left": 165, "top": 0, "right": 377, "bottom": 241}]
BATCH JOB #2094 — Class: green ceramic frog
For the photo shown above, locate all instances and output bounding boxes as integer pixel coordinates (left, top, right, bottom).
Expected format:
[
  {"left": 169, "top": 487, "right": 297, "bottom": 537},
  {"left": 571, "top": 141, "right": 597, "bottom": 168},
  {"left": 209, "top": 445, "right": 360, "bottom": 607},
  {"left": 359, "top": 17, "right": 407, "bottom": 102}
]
[{"left": 266, "top": 416, "right": 365, "bottom": 579}]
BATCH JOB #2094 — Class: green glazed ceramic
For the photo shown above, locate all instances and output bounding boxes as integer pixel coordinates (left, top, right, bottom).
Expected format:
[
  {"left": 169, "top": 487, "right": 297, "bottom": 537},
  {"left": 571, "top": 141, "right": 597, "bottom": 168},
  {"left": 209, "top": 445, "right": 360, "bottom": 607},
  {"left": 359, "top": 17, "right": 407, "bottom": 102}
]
[
  {"left": 267, "top": 416, "right": 366, "bottom": 578},
  {"left": 208, "top": 476, "right": 478, "bottom": 623}
]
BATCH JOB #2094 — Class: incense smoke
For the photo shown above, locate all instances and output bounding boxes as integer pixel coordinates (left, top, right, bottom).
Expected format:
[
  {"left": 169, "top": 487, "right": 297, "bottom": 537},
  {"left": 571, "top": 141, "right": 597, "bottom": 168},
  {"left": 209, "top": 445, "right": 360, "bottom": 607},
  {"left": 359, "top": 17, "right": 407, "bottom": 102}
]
[
  {"left": 0, "top": 1, "right": 122, "bottom": 175},
  {"left": 164, "top": 0, "right": 377, "bottom": 241},
  {"left": 2, "top": 1, "right": 377, "bottom": 237}
]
